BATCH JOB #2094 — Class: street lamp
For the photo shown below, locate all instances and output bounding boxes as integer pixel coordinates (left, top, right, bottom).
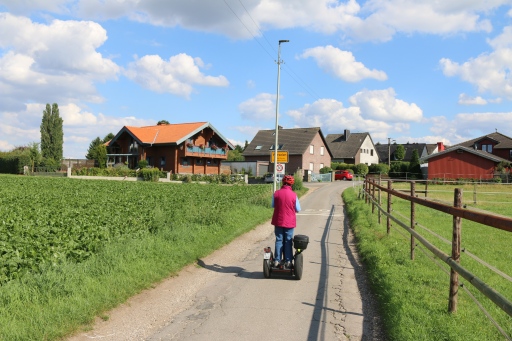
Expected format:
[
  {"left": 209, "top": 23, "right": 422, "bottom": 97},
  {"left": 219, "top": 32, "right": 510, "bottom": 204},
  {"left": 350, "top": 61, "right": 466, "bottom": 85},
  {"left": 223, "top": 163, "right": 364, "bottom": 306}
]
[
  {"left": 273, "top": 39, "right": 289, "bottom": 193},
  {"left": 388, "top": 137, "right": 396, "bottom": 169}
]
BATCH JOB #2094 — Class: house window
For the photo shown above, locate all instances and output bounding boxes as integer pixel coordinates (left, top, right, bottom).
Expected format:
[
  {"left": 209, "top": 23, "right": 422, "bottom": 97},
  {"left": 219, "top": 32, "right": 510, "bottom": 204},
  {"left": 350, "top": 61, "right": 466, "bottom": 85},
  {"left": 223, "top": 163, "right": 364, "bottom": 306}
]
[
  {"left": 269, "top": 144, "right": 283, "bottom": 150},
  {"left": 482, "top": 144, "right": 493, "bottom": 153},
  {"left": 320, "top": 146, "right": 324, "bottom": 156},
  {"left": 255, "top": 145, "right": 262, "bottom": 150},
  {"left": 196, "top": 159, "right": 203, "bottom": 165},
  {"left": 206, "top": 159, "right": 219, "bottom": 165},
  {"left": 147, "top": 156, "right": 153, "bottom": 166},
  {"left": 320, "top": 163, "right": 324, "bottom": 169},
  {"left": 160, "top": 157, "right": 166, "bottom": 166},
  {"left": 310, "top": 145, "right": 314, "bottom": 154},
  {"left": 181, "top": 157, "right": 190, "bottom": 167},
  {"left": 309, "top": 162, "right": 314, "bottom": 171},
  {"left": 371, "top": 149, "right": 374, "bottom": 156}
]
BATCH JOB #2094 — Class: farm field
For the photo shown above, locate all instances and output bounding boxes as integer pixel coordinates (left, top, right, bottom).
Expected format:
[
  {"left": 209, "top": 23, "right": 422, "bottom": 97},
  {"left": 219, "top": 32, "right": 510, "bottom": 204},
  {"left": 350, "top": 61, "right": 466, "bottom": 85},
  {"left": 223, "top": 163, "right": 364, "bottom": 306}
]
[
  {"left": 344, "top": 182, "right": 512, "bottom": 340},
  {"left": 0, "top": 175, "right": 275, "bottom": 340}
]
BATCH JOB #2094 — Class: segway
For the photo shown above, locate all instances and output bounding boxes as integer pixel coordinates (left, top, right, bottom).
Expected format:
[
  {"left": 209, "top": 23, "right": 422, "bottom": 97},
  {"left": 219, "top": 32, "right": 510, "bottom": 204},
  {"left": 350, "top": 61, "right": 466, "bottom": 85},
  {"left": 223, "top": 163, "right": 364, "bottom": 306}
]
[{"left": 263, "top": 234, "right": 309, "bottom": 280}]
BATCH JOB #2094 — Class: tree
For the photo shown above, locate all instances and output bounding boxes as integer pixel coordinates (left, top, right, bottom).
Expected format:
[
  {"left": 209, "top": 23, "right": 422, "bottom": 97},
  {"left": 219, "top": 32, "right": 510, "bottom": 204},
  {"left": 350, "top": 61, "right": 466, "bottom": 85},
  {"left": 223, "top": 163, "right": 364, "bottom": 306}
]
[
  {"left": 408, "top": 149, "right": 421, "bottom": 178},
  {"left": 103, "top": 133, "right": 115, "bottom": 143},
  {"left": 157, "top": 120, "right": 170, "bottom": 125},
  {"left": 28, "top": 142, "right": 42, "bottom": 172},
  {"left": 96, "top": 144, "right": 107, "bottom": 168},
  {"left": 86, "top": 137, "right": 103, "bottom": 160},
  {"left": 394, "top": 144, "right": 405, "bottom": 161},
  {"left": 227, "top": 144, "right": 244, "bottom": 161},
  {"left": 86, "top": 133, "right": 114, "bottom": 161},
  {"left": 40, "top": 103, "right": 63, "bottom": 162}
]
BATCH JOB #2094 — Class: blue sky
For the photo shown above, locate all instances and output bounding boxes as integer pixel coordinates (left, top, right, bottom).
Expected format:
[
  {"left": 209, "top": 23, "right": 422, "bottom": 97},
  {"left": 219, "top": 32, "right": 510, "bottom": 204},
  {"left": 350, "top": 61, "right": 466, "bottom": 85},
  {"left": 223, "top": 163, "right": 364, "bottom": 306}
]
[{"left": 1, "top": 1, "right": 512, "bottom": 158}]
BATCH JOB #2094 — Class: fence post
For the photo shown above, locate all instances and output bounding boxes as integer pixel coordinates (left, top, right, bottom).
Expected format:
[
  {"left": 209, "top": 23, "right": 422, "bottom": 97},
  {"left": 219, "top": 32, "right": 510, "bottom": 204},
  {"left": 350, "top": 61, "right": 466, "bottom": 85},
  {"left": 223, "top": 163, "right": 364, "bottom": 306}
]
[
  {"left": 473, "top": 182, "right": 477, "bottom": 204},
  {"left": 371, "top": 178, "right": 376, "bottom": 214},
  {"left": 365, "top": 176, "right": 369, "bottom": 204},
  {"left": 425, "top": 180, "right": 428, "bottom": 198},
  {"left": 378, "top": 174, "right": 382, "bottom": 224},
  {"left": 387, "top": 180, "right": 392, "bottom": 235},
  {"left": 448, "top": 188, "right": 463, "bottom": 313},
  {"left": 410, "top": 181, "right": 416, "bottom": 260}
]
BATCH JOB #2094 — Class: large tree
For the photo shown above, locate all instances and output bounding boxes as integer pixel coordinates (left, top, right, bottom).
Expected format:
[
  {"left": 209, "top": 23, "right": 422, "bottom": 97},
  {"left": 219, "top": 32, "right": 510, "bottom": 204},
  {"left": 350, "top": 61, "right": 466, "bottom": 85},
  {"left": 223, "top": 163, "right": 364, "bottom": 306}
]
[{"left": 40, "top": 103, "right": 63, "bottom": 162}]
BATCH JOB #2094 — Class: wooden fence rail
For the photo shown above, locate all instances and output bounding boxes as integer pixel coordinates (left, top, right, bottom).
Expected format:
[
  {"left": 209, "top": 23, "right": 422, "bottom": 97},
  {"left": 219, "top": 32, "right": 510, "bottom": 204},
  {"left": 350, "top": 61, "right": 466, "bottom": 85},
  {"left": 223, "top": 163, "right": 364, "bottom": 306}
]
[{"left": 363, "top": 177, "right": 512, "bottom": 319}]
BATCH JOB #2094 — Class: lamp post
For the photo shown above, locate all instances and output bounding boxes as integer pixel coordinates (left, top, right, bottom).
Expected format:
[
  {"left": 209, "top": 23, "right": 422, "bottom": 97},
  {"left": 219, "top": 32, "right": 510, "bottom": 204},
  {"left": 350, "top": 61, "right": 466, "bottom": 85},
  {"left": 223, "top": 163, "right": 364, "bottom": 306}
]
[
  {"left": 388, "top": 137, "right": 395, "bottom": 169},
  {"left": 273, "top": 39, "right": 289, "bottom": 193}
]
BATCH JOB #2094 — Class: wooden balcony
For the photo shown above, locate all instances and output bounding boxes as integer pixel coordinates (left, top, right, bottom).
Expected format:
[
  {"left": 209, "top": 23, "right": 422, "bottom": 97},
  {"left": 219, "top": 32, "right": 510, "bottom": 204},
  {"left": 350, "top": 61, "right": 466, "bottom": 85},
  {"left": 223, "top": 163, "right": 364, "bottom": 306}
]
[{"left": 185, "top": 146, "right": 228, "bottom": 159}]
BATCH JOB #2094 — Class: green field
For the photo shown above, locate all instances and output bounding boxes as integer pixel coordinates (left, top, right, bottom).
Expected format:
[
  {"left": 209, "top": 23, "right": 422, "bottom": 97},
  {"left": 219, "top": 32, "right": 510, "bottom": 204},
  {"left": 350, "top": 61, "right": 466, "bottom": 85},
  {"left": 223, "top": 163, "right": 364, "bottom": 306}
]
[
  {"left": 344, "top": 183, "right": 512, "bottom": 341},
  {"left": 0, "top": 175, "right": 276, "bottom": 340}
]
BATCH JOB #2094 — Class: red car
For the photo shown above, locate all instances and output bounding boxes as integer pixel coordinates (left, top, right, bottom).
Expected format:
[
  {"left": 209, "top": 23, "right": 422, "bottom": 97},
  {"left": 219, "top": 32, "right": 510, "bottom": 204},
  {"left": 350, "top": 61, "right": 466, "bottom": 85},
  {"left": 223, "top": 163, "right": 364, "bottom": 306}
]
[{"left": 335, "top": 170, "right": 353, "bottom": 181}]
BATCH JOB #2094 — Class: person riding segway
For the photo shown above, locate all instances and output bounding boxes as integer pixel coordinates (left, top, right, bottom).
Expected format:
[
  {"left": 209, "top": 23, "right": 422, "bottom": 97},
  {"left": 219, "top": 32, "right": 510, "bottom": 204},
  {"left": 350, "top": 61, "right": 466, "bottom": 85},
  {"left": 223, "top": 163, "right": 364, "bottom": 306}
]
[{"left": 263, "top": 175, "right": 309, "bottom": 279}]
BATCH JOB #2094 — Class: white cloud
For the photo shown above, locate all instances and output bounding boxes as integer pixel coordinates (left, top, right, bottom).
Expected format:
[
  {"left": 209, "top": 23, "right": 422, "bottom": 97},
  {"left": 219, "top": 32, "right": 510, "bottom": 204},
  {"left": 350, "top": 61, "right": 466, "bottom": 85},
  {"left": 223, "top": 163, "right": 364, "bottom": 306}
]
[
  {"left": 458, "top": 93, "right": 487, "bottom": 105},
  {"left": 124, "top": 54, "right": 229, "bottom": 99},
  {"left": 238, "top": 93, "right": 276, "bottom": 121},
  {"left": 347, "top": 1, "right": 494, "bottom": 42},
  {"left": 349, "top": 88, "right": 423, "bottom": 122},
  {"left": 0, "top": 0, "right": 503, "bottom": 43},
  {"left": 440, "top": 23, "right": 512, "bottom": 100},
  {"left": 440, "top": 49, "right": 512, "bottom": 99},
  {"left": 300, "top": 45, "right": 387, "bottom": 82},
  {"left": 0, "top": 13, "right": 119, "bottom": 110},
  {"left": 287, "top": 98, "right": 392, "bottom": 136}
]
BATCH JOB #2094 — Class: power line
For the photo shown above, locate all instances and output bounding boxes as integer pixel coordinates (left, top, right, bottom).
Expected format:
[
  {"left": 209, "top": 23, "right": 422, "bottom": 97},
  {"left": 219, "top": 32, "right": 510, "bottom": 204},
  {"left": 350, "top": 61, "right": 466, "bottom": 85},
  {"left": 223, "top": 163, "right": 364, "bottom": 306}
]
[{"left": 224, "top": 0, "right": 322, "bottom": 101}]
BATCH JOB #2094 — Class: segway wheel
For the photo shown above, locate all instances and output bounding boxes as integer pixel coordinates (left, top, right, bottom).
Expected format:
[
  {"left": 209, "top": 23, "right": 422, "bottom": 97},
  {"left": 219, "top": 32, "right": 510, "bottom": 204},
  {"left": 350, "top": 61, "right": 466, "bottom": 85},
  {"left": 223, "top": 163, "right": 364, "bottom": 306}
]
[
  {"left": 263, "top": 259, "right": 271, "bottom": 278},
  {"left": 294, "top": 252, "right": 304, "bottom": 280}
]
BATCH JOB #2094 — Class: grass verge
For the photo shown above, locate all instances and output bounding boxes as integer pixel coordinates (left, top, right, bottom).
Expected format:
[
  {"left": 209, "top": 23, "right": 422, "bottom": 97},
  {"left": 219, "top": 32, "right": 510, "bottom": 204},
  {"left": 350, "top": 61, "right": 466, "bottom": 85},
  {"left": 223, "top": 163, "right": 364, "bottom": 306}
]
[{"left": 342, "top": 186, "right": 512, "bottom": 341}]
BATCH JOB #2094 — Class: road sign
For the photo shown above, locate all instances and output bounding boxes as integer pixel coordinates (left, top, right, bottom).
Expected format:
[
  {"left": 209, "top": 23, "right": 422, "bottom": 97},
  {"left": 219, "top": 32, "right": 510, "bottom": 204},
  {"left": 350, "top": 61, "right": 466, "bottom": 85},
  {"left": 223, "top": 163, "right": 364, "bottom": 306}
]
[
  {"left": 271, "top": 151, "right": 289, "bottom": 163},
  {"left": 276, "top": 163, "right": 285, "bottom": 174}
]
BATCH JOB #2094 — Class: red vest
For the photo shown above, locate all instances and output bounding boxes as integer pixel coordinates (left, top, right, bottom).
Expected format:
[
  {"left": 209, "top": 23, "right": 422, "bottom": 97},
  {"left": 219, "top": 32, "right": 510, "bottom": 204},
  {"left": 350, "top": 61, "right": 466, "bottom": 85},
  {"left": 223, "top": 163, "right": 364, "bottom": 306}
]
[{"left": 271, "top": 185, "right": 297, "bottom": 228}]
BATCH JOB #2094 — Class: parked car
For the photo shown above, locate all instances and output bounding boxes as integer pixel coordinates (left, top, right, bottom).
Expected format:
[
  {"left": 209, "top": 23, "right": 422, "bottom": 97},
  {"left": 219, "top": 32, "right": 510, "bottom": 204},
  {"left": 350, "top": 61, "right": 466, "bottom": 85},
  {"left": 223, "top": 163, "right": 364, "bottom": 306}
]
[
  {"left": 335, "top": 170, "right": 353, "bottom": 181},
  {"left": 264, "top": 173, "right": 284, "bottom": 183}
]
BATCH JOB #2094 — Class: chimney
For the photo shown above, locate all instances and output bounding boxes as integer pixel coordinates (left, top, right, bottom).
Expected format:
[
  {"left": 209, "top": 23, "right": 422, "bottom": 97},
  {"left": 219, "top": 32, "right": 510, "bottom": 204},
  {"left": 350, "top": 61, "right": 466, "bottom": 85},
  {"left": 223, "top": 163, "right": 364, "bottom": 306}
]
[
  {"left": 344, "top": 129, "right": 350, "bottom": 141},
  {"left": 437, "top": 142, "right": 445, "bottom": 151}
]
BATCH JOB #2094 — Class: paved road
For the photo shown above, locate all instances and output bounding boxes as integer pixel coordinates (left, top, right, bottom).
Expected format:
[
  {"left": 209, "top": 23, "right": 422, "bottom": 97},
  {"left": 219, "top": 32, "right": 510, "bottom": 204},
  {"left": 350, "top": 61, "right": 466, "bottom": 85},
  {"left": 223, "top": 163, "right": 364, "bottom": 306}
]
[{"left": 68, "top": 181, "right": 382, "bottom": 341}]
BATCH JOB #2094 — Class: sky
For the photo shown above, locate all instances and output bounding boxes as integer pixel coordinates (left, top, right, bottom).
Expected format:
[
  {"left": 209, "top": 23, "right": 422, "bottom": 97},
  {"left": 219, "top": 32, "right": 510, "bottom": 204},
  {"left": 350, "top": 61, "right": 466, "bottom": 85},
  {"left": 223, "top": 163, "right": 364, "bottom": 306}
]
[{"left": 2, "top": 1, "right": 512, "bottom": 159}]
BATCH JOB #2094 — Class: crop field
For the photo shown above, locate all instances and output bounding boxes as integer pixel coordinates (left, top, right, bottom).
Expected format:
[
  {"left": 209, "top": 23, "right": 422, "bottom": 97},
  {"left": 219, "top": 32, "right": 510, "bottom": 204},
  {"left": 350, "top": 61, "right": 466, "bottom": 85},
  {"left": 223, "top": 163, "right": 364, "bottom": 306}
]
[{"left": 0, "top": 174, "right": 274, "bottom": 340}]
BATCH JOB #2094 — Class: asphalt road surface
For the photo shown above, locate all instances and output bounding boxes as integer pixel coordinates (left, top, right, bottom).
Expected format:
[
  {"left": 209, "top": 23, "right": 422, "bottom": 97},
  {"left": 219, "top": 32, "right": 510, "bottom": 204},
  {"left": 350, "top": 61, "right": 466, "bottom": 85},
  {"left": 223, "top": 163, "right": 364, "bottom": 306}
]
[{"left": 68, "top": 181, "right": 383, "bottom": 341}]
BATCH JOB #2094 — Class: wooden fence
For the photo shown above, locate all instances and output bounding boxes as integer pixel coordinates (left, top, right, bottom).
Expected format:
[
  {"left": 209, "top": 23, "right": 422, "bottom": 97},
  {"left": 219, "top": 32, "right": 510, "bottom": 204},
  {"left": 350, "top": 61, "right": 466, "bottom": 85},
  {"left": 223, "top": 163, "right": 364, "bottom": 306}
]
[{"left": 362, "top": 177, "right": 512, "bottom": 325}]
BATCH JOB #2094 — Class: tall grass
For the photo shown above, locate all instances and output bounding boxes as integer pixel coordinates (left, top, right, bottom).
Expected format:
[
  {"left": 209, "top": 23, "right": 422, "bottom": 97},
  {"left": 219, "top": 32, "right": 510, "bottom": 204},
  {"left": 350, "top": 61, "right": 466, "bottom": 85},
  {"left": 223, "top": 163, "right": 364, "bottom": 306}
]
[{"left": 343, "top": 186, "right": 512, "bottom": 341}]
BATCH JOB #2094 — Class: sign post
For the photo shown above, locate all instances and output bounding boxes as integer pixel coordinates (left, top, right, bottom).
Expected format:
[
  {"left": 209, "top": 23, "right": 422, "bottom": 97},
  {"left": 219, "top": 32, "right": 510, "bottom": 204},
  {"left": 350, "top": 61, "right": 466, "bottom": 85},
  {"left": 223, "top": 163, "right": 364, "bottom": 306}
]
[
  {"left": 271, "top": 151, "right": 289, "bottom": 164},
  {"left": 276, "top": 163, "right": 285, "bottom": 175}
]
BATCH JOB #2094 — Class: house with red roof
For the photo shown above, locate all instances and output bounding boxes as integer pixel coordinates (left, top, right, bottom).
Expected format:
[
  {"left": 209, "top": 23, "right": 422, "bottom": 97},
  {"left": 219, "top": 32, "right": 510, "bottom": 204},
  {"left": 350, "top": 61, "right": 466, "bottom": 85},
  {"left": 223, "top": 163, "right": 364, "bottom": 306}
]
[{"left": 107, "top": 122, "right": 234, "bottom": 175}]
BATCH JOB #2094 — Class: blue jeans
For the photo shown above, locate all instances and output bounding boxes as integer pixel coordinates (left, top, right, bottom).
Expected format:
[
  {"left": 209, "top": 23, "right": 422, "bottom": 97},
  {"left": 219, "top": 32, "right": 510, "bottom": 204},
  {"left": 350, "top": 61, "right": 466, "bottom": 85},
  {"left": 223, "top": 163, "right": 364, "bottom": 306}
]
[{"left": 274, "top": 226, "right": 294, "bottom": 262}]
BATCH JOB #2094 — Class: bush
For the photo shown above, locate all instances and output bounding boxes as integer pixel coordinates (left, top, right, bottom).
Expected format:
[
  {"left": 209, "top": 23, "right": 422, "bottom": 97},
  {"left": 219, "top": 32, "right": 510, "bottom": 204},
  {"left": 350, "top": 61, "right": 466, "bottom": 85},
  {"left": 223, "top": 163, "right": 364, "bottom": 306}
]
[
  {"left": 319, "top": 166, "right": 332, "bottom": 174},
  {"left": 354, "top": 163, "right": 369, "bottom": 177},
  {"left": 139, "top": 168, "right": 161, "bottom": 182},
  {"left": 138, "top": 160, "right": 148, "bottom": 169},
  {"left": 369, "top": 163, "right": 389, "bottom": 175},
  {"left": 292, "top": 171, "right": 304, "bottom": 191}
]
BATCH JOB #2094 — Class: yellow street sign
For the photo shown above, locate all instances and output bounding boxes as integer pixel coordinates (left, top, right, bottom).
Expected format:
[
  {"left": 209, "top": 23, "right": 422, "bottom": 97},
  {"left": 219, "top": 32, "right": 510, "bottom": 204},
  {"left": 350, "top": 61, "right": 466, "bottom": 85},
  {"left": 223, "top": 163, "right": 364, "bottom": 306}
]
[{"left": 271, "top": 151, "right": 289, "bottom": 163}]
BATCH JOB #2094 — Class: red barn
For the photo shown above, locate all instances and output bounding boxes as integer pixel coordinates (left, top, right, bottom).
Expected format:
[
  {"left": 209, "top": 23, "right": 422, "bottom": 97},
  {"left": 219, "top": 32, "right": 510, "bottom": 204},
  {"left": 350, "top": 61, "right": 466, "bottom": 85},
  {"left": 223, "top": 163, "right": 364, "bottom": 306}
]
[{"left": 421, "top": 132, "right": 512, "bottom": 180}]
